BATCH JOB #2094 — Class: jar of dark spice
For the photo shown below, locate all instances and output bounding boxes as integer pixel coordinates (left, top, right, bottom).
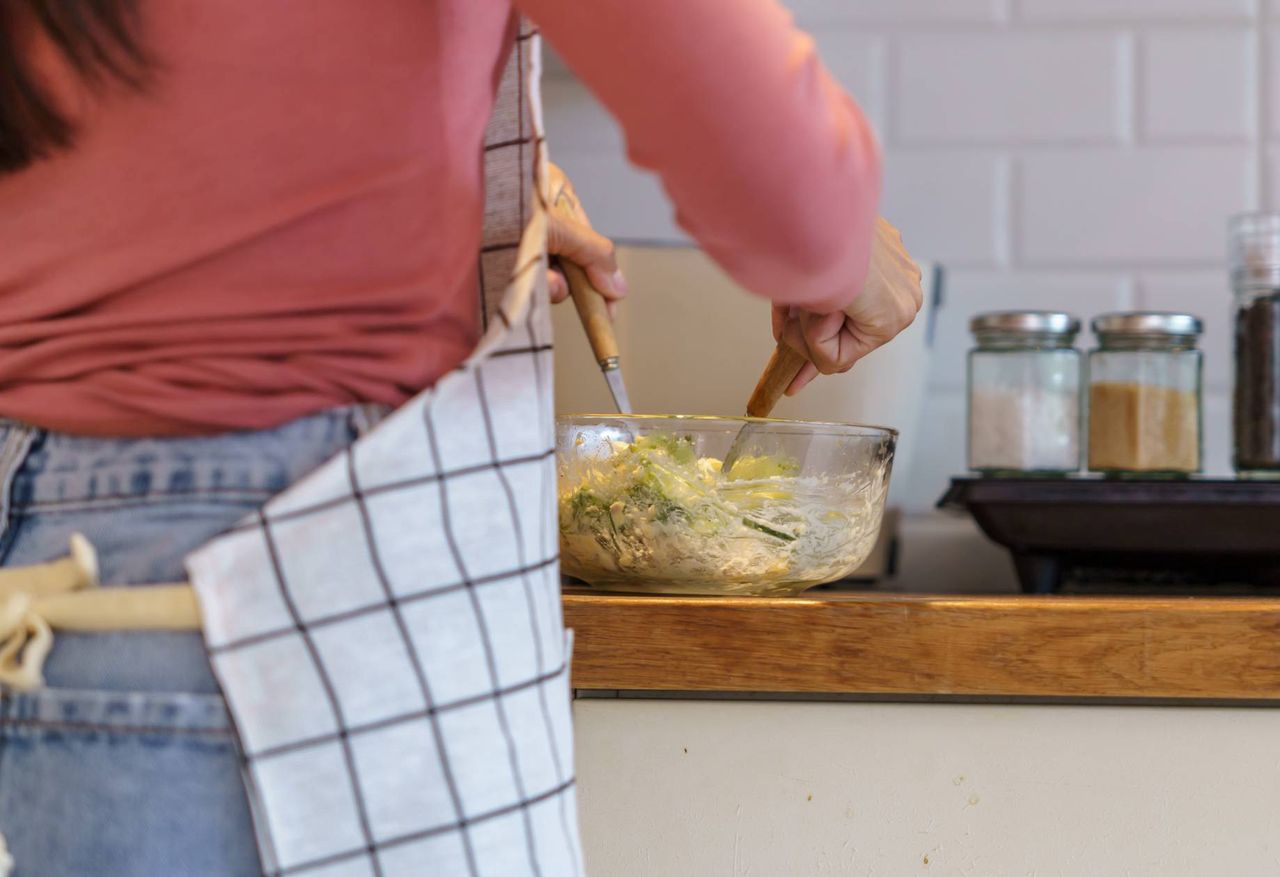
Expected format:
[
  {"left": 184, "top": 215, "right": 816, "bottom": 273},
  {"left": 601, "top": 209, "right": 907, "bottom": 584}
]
[{"left": 1231, "top": 213, "right": 1280, "bottom": 475}]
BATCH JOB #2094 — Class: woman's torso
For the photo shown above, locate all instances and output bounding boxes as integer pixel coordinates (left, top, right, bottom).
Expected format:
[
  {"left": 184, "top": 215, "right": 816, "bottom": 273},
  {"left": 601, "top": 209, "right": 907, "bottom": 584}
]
[{"left": 0, "top": 0, "right": 516, "bottom": 436}]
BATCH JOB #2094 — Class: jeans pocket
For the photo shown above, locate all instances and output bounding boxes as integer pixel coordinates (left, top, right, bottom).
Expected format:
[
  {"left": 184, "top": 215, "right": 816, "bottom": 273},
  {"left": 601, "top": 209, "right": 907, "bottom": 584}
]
[{"left": 0, "top": 688, "right": 262, "bottom": 877}]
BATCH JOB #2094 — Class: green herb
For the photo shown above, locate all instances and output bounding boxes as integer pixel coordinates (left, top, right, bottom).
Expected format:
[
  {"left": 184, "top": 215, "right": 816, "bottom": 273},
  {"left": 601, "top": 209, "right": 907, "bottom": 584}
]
[
  {"left": 625, "top": 478, "right": 688, "bottom": 524},
  {"left": 631, "top": 433, "right": 698, "bottom": 466},
  {"left": 742, "top": 517, "right": 797, "bottom": 542}
]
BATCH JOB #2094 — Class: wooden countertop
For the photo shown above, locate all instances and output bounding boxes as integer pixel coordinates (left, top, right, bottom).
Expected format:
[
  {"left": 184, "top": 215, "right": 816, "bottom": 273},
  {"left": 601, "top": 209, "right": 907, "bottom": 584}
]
[{"left": 562, "top": 590, "right": 1280, "bottom": 701}]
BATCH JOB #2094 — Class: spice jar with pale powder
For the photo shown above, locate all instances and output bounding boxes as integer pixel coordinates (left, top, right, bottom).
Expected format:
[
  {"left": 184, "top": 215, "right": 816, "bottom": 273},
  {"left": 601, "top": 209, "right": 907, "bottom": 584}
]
[
  {"left": 1088, "top": 313, "right": 1203, "bottom": 476},
  {"left": 967, "top": 312, "right": 1082, "bottom": 475}
]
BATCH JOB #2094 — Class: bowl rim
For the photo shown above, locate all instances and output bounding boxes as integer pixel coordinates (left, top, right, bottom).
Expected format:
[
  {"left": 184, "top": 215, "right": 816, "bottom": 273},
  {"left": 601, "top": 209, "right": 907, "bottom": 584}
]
[{"left": 557, "top": 413, "right": 899, "bottom": 439}]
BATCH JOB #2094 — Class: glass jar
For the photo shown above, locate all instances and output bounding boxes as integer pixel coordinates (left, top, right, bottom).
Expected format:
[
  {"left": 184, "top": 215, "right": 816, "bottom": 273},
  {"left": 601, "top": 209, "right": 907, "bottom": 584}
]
[
  {"left": 1088, "top": 313, "right": 1203, "bottom": 476},
  {"left": 967, "top": 312, "right": 1082, "bottom": 475},
  {"left": 1230, "top": 213, "right": 1280, "bottom": 475}
]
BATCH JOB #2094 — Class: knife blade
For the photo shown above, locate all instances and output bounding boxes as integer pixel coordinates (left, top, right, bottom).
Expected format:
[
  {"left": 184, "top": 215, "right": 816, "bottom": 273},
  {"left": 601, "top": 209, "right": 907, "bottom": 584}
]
[
  {"left": 559, "top": 256, "right": 633, "bottom": 414},
  {"left": 601, "top": 358, "right": 633, "bottom": 415}
]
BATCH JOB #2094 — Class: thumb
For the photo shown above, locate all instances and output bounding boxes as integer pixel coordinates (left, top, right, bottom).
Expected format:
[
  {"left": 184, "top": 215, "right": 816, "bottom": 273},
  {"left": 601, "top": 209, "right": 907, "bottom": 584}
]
[{"left": 547, "top": 212, "right": 626, "bottom": 300}]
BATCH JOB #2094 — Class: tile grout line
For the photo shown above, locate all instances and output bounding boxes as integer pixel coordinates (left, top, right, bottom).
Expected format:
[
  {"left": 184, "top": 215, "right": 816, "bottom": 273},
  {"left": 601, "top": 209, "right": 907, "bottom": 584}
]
[
  {"left": 1121, "top": 28, "right": 1140, "bottom": 147},
  {"left": 883, "top": 33, "right": 900, "bottom": 150},
  {"left": 997, "top": 154, "right": 1016, "bottom": 269},
  {"left": 1257, "top": 14, "right": 1271, "bottom": 210}
]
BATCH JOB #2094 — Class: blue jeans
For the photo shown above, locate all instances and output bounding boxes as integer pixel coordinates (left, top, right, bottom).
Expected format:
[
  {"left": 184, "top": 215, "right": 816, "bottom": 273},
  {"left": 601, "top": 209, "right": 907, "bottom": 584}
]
[{"left": 0, "top": 407, "right": 380, "bottom": 876}]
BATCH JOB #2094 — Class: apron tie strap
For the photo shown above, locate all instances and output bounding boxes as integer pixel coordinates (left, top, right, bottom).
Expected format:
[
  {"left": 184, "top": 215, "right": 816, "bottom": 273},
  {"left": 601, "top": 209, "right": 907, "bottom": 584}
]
[{"left": 0, "top": 535, "right": 202, "bottom": 692}]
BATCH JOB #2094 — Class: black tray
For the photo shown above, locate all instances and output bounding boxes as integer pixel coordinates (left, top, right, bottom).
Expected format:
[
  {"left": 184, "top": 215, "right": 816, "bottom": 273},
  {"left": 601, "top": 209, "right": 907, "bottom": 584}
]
[{"left": 939, "top": 477, "right": 1280, "bottom": 593}]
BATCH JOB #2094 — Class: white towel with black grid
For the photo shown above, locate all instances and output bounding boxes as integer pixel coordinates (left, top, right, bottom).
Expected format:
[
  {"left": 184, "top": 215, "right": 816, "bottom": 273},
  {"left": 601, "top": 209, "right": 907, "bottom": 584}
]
[{"left": 185, "top": 21, "right": 583, "bottom": 877}]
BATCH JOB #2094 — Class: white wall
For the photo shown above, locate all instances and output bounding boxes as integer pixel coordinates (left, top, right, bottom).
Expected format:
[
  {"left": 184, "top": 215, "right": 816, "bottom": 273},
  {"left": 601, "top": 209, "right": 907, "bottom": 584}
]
[
  {"left": 577, "top": 698, "right": 1280, "bottom": 877},
  {"left": 542, "top": 0, "right": 1266, "bottom": 506}
]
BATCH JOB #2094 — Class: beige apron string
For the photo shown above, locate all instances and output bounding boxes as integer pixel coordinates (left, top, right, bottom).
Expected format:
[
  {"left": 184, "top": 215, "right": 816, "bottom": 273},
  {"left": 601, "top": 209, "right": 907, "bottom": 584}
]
[
  {"left": 37, "top": 585, "right": 201, "bottom": 633},
  {"left": 0, "top": 535, "right": 201, "bottom": 691},
  {"left": 0, "top": 598, "right": 50, "bottom": 691},
  {"left": 0, "top": 533, "right": 97, "bottom": 598}
]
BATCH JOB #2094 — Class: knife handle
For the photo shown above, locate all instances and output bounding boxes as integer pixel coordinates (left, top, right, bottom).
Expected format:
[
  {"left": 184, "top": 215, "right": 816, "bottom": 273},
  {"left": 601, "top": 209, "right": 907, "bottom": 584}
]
[
  {"left": 561, "top": 259, "right": 619, "bottom": 367},
  {"left": 550, "top": 193, "right": 620, "bottom": 368},
  {"left": 746, "top": 342, "right": 808, "bottom": 418}
]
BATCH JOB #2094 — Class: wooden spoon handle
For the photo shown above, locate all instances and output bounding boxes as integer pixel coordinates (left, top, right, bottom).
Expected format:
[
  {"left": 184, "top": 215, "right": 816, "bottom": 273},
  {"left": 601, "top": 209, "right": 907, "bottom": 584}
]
[
  {"left": 745, "top": 342, "right": 808, "bottom": 418},
  {"left": 550, "top": 194, "right": 619, "bottom": 367}
]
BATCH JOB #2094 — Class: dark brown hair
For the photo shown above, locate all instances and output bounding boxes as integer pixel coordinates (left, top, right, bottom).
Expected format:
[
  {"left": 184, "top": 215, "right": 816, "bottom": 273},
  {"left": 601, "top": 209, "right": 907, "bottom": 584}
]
[{"left": 0, "top": 0, "right": 151, "bottom": 174}]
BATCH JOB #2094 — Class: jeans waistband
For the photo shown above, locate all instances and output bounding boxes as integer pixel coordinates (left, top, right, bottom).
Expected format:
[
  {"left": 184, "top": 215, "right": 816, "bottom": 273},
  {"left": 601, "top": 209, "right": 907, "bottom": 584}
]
[
  {"left": 0, "top": 686, "right": 231, "bottom": 736},
  {"left": 6, "top": 404, "right": 387, "bottom": 512}
]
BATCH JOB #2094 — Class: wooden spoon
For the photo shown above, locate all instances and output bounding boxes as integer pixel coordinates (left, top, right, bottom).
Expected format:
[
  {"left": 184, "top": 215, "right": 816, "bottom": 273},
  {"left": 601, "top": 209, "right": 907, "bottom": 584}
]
[{"left": 722, "top": 342, "right": 808, "bottom": 473}]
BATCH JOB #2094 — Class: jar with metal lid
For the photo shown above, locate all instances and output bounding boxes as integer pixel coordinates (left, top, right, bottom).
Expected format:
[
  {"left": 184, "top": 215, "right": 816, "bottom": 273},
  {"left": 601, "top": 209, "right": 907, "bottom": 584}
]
[
  {"left": 1088, "top": 313, "right": 1203, "bottom": 476},
  {"left": 967, "top": 312, "right": 1082, "bottom": 475},
  {"left": 1230, "top": 213, "right": 1280, "bottom": 475}
]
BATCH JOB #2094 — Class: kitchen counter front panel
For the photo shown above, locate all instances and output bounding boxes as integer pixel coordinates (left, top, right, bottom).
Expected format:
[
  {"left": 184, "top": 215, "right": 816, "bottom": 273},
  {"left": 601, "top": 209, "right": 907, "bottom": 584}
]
[{"left": 563, "top": 590, "right": 1280, "bottom": 700}]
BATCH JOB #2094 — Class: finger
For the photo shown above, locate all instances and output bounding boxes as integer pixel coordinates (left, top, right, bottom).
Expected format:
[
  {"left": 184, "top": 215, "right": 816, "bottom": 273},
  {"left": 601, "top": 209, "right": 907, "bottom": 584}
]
[
  {"left": 800, "top": 310, "right": 854, "bottom": 374},
  {"left": 547, "top": 213, "right": 625, "bottom": 298},
  {"left": 771, "top": 305, "right": 789, "bottom": 342},
  {"left": 547, "top": 269, "right": 568, "bottom": 304},
  {"left": 786, "top": 361, "right": 819, "bottom": 396},
  {"left": 781, "top": 316, "right": 851, "bottom": 377},
  {"left": 607, "top": 298, "right": 618, "bottom": 321},
  {"left": 586, "top": 264, "right": 629, "bottom": 302},
  {"left": 837, "top": 324, "right": 887, "bottom": 370}
]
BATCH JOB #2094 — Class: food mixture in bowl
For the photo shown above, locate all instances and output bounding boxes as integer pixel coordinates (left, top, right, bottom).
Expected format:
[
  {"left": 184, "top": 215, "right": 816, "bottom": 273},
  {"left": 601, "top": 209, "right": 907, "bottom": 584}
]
[{"left": 558, "top": 423, "right": 894, "bottom": 596}]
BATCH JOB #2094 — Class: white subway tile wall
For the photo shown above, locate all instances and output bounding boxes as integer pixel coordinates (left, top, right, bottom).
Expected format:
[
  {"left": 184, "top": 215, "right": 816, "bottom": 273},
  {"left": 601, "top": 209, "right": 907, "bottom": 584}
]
[
  {"left": 1019, "top": 147, "right": 1256, "bottom": 264},
  {"left": 1141, "top": 30, "right": 1254, "bottom": 140},
  {"left": 789, "top": 0, "right": 1007, "bottom": 24},
  {"left": 894, "top": 34, "right": 1124, "bottom": 144},
  {"left": 543, "top": 1, "right": 1266, "bottom": 511},
  {"left": 880, "top": 153, "right": 1007, "bottom": 266},
  {"left": 1019, "top": 0, "right": 1256, "bottom": 22},
  {"left": 1269, "top": 28, "right": 1280, "bottom": 137}
]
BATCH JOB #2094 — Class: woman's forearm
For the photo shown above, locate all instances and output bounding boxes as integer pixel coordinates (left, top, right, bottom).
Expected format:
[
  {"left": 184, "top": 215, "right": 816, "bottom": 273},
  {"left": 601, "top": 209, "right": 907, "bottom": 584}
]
[{"left": 520, "top": 0, "right": 881, "bottom": 312}]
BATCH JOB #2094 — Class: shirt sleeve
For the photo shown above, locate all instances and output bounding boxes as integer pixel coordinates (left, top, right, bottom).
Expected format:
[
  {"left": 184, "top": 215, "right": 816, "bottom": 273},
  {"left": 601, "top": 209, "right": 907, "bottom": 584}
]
[{"left": 516, "top": 0, "right": 881, "bottom": 313}]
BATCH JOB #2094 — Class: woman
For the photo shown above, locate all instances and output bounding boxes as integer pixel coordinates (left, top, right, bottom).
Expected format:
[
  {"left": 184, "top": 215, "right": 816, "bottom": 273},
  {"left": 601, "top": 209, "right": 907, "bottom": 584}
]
[{"left": 0, "top": 0, "right": 920, "bottom": 873}]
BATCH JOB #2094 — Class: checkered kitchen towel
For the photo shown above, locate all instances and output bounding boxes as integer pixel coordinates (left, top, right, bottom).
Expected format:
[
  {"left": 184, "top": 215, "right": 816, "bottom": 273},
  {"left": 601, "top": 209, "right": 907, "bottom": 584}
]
[{"left": 186, "top": 20, "right": 582, "bottom": 877}]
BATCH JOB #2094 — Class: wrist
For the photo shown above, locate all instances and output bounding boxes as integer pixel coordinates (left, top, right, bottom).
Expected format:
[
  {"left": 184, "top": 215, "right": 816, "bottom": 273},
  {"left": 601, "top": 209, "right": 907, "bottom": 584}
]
[{"left": 789, "top": 285, "right": 856, "bottom": 315}]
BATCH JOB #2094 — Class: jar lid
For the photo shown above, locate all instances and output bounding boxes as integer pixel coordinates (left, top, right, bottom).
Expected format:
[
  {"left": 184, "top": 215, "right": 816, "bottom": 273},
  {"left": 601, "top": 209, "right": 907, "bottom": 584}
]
[
  {"left": 1230, "top": 212, "right": 1280, "bottom": 290},
  {"left": 1091, "top": 312, "right": 1203, "bottom": 337},
  {"left": 969, "top": 311, "right": 1080, "bottom": 335}
]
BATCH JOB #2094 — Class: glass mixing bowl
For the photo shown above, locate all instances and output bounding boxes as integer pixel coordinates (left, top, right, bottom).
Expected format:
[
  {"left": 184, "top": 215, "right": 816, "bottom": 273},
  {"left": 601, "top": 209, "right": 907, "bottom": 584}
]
[{"left": 557, "top": 415, "right": 897, "bottom": 596}]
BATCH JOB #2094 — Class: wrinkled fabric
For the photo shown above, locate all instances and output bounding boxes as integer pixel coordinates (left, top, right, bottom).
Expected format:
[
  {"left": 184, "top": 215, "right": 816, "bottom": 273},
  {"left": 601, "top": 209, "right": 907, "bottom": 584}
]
[
  {"left": 0, "top": 0, "right": 878, "bottom": 435},
  {"left": 188, "top": 26, "right": 584, "bottom": 876}
]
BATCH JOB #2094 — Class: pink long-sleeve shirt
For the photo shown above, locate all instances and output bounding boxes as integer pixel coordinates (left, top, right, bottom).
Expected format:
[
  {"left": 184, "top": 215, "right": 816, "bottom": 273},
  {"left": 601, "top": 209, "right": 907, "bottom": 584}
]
[{"left": 0, "top": 0, "right": 880, "bottom": 436}]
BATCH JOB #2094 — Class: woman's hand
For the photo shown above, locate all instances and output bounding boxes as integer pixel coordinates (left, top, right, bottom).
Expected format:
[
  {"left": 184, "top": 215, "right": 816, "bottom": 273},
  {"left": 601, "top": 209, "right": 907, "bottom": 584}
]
[
  {"left": 545, "top": 162, "right": 628, "bottom": 317},
  {"left": 774, "top": 217, "right": 923, "bottom": 395}
]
